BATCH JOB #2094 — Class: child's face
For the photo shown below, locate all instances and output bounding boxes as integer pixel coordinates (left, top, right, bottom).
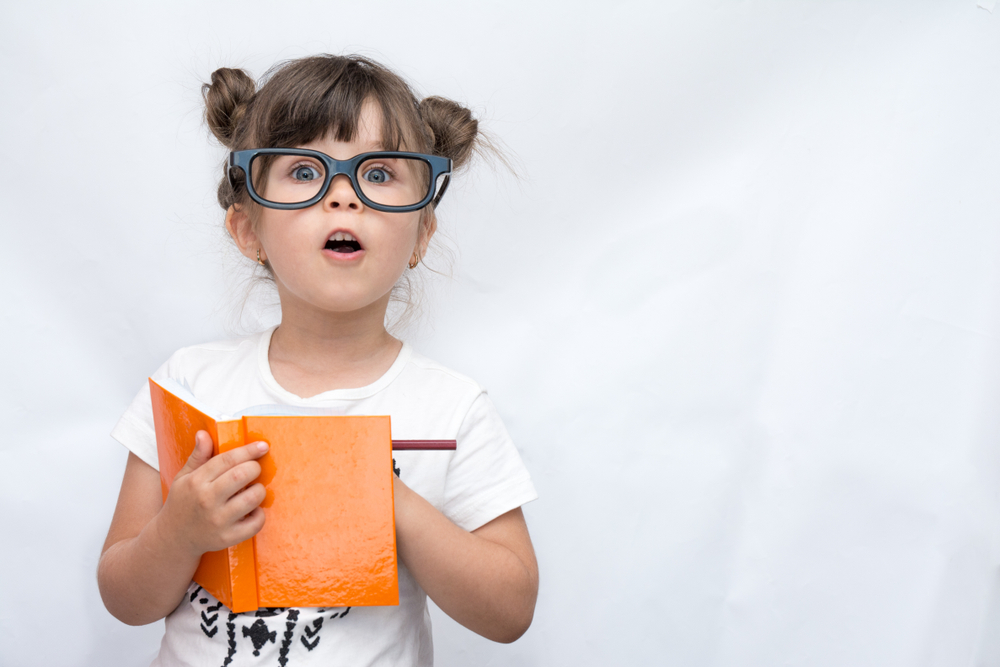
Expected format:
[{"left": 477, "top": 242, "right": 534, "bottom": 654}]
[{"left": 231, "top": 101, "right": 432, "bottom": 318}]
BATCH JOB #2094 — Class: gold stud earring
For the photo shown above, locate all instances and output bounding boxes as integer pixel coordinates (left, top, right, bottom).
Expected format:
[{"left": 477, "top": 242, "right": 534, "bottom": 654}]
[
  {"left": 408, "top": 254, "right": 420, "bottom": 270},
  {"left": 257, "top": 249, "right": 266, "bottom": 266}
]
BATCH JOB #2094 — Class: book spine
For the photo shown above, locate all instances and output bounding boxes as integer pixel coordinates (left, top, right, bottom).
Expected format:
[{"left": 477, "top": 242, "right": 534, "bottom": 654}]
[{"left": 218, "top": 419, "right": 260, "bottom": 613}]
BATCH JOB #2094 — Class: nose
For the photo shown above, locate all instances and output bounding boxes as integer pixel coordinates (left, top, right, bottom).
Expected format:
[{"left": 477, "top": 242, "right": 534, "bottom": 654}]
[{"left": 324, "top": 174, "right": 362, "bottom": 211}]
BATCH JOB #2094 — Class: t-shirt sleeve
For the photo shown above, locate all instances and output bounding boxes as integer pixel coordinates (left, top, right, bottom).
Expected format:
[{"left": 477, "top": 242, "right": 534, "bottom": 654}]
[
  {"left": 109, "top": 355, "right": 179, "bottom": 471},
  {"left": 439, "top": 392, "right": 538, "bottom": 532}
]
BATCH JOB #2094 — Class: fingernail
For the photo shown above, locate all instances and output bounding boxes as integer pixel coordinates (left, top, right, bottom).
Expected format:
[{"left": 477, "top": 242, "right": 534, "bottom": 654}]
[{"left": 257, "top": 442, "right": 269, "bottom": 453}]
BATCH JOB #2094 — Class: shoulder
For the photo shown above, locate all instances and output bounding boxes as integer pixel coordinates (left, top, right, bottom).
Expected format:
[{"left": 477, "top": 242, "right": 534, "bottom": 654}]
[
  {"left": 397, "top": 347, "right": 487, "bottom": 411},
  {"left": 403, "top": 348, "right": 484, "bottom": 394},
  {"left": 160, "top": 334, "right": 260, "bottom": 371},
  {"left": 154, "top": 331, "right": 266, "bottom": 385},
  {"left": 394, "top": 351, "right": 538, "bottom": 531},
  {"left": 379, "top": 347, "right": 492, "bottom": 440}
]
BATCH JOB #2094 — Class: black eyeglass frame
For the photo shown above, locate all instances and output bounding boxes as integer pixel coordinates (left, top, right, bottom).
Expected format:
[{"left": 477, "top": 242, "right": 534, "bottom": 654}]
[{"left": 228, "top": 148, "right": 452, "bottom": 213}]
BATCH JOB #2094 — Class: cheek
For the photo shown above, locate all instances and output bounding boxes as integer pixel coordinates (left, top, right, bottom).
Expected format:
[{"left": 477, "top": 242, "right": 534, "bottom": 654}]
[
  {"left": 256, "top": 220, "right": 313, "bottom": 278},
  {"left": 384, "top": 217, "right": 424, "bottom": 259}
]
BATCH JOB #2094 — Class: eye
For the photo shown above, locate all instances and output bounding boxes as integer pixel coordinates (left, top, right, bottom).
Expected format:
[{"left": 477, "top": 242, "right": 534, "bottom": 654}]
[
  {"left": 292, "top": 165, "right": 321, "bottom": 182},
  {"left": 362, "top": 167, "right": 391, "bottom": 184}
]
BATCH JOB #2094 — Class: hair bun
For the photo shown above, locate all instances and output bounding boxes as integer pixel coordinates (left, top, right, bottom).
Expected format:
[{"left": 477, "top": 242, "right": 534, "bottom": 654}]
[
  {"left": 202, "top": 67, "right": 256, "bottom": 147},
  {"left": 419, "top": 96, "right": 478, "bottom": 170}
]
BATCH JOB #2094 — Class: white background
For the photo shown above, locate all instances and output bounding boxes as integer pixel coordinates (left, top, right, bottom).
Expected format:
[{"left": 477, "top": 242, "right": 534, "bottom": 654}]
[{"left": 2, "top": 1, "right": 1000, "bottom": 665}]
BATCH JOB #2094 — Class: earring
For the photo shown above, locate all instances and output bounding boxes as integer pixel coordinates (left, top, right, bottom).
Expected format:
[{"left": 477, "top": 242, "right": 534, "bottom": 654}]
[
  {"left": 408, "top": 254, "right": 420, "bottom": 270},
  {"left": 257, "top": 249, "right": 266, "bottom": 266}
]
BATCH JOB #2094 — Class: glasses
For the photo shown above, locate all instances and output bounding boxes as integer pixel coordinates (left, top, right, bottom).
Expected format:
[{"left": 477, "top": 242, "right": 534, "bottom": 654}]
[{"left": 228, "top": 148, "right": 452, "bottom": 212}]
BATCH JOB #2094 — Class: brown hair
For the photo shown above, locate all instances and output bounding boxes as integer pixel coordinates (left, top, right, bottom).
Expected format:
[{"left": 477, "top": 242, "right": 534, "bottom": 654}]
[{"left": 202, "top": 54, "right": 480, "bottom": 212}]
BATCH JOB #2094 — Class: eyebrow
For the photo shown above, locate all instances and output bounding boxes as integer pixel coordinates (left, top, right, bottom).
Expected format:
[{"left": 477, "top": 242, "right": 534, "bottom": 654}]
[{"left": 295, "top": 142, "right": 390, "bottom": 155}]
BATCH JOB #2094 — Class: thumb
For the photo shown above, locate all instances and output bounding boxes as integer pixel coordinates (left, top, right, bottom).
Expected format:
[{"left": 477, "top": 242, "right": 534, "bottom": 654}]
[{"left": 177, "top": 430, "right": 214, "bottom": 477}]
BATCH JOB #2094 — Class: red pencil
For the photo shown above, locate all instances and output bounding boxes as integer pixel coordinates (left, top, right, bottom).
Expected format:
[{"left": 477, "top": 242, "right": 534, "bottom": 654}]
[{"left": 391, "top": 440, "right": 456, "bottom": 450}]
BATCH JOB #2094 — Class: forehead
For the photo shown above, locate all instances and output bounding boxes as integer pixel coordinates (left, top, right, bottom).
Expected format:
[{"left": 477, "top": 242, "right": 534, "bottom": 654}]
[
  {"left": 248, "top": 57, "right": 428, "bottom": 154},
  {"left": 300, "top": 99, "right": 393, "bottom": 154}
]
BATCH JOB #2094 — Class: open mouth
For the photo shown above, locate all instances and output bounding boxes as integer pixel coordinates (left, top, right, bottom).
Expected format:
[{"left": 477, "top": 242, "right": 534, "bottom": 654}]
[{"left": 325, "top": 231, "right": 362, "bottom": 254}]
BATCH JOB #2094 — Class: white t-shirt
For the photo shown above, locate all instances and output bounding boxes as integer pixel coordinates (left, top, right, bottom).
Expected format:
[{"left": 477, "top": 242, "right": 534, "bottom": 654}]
[{"left": 111, "top": 327, "right": 537, "bottom": 667}]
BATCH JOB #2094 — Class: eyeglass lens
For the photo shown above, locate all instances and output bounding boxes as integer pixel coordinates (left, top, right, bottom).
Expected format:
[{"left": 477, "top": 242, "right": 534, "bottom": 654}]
[{"left": 249, "top": 153, "right": 431, "bottom": 207}]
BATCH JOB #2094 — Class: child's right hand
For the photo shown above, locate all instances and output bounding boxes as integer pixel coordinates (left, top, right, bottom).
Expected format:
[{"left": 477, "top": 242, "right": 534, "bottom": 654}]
[{"left": 159, "top": 431, "right": 269, "bottom": 557}]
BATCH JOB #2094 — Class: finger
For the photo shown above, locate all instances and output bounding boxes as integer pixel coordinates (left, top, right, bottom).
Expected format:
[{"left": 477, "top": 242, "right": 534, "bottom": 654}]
[
  {"left": 225, "top": 506, "right": 265, "bottom": 546},
  {"left": 214, "top": 460, "right": 264, "bottom": 501},
  {"left": 176, "top": 431, "right": 214, "bottom": 478},
  {"left": 199, "top": 441, "right": 269, "bottom": 483},
  {"left": 223, "top": 482, "right": 266, "bottom": 521}
]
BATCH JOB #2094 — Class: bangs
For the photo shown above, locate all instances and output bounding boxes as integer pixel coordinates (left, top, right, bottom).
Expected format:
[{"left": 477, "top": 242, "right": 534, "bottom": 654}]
[{"left": 249, "top": 56, "right": 428, "bottom": 153}]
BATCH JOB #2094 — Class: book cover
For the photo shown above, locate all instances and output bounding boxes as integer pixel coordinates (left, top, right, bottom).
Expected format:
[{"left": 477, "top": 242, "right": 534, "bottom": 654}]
[{"left": 149, "top": 378, "right": 399, "bottom": 612}]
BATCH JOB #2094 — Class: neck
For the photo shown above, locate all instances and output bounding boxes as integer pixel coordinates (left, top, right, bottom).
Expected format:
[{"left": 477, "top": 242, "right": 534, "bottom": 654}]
[{"left": 267, "top": 288, "right": 401, "bottom": 397}]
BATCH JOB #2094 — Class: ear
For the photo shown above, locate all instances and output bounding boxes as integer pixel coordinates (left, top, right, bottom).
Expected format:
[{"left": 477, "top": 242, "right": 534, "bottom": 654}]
[
  {"left": 415, "top": 209, "right": 438, "bottom": 260},
  {"left": 225, "top": 205, "right": 263, "bottom": 262}
]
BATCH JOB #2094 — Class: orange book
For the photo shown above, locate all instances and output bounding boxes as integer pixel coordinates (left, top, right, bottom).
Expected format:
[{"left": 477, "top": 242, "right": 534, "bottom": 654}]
[{"left": 149, "top": 378, "right": 399, "bottom": 613}]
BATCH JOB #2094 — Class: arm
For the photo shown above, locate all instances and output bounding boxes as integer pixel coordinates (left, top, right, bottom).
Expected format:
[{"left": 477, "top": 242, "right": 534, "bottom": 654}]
[
  {"left": 97, "top": 434, "right": 269, "bottom": 625},
  {"left": 392, "top": 476, "right": 538, "bottom": 643}
]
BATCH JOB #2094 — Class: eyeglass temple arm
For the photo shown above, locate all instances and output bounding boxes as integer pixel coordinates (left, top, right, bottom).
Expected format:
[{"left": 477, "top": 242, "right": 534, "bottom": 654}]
[
  {"left": 227, "top": 153, "right": 242, "bottom": 184},
  {"left": 432, "top": 174, "right": 451, "bottom": 208}
]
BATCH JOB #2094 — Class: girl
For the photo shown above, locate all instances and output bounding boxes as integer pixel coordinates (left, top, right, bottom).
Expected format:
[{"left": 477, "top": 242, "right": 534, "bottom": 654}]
[{"left": 98, "top": 55, "right": 538, "bottom": 666}]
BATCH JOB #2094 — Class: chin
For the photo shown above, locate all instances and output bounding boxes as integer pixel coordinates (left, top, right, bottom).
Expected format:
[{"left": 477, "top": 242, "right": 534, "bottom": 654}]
[
  {"left": 319, "top": 292, "right": 391, "bottom": 314},
  {"left": 280, "top": 280, "right": 394, "bottom": 317}
]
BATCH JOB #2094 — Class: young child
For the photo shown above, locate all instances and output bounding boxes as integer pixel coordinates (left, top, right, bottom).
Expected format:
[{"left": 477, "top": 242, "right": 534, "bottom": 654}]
[{"left": 98, "top": 54, "right": 538, "bottom": 666}]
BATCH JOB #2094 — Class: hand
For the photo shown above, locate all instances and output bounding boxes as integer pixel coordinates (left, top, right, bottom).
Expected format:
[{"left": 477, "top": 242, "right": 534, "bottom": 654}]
[{"left": 158, "top": 431, "right": 269, "bottom": 558}]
